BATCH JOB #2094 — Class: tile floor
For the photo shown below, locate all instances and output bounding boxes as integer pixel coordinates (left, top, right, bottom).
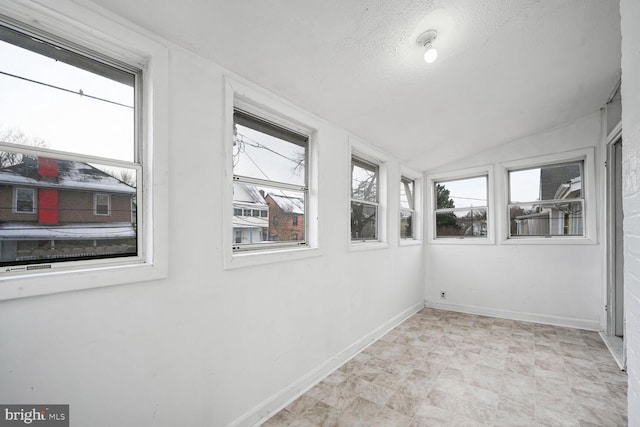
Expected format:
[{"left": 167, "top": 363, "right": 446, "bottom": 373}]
[{"left": 262, "top": 308, "right": 627, "bottom": 426}]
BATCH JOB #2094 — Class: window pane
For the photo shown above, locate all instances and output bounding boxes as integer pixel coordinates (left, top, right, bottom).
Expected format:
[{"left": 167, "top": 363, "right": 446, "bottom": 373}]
[
  {"left": 509, "top": 161, "right": 582, "bottom": 203},
  {"left": 0, "top": 152, "right": 138, "bottom": 266},
  {"left": 233, "top": 114, "right": 306, "bottom": 186},
  {"left": 401, "top": 179, "right": 414, "bottom": 210},
  {"left": 436, "top": 176, "right": 487, "bottom": 209},
  {"left": 16, "top": 188, "right": 34, "bottom": 212},
  {"left": 510, "top": 201, "right": 583, "bottom": 236},
  {"left": 351, "top": 201, "right": 377, "bottom": 240},
  {"left": 0, "top": 27, "right": 135, "bottom": 162},
  {"left": 352, "top": 159, "right": 378, "bottom": 202},
  {"left": 435, "top": 208, "right": 487, "bottom": 237},
  {"left": 233, "top": 182, "right": 304, "bottom": 245},
  {"left": 400, "top": 208, "right": 413, "bottom": 239}
]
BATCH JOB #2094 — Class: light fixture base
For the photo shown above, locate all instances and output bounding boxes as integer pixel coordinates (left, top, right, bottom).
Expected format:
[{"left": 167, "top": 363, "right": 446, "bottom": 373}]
[{"left": 416, "top": 30, "right": 438, "bottom": 47}]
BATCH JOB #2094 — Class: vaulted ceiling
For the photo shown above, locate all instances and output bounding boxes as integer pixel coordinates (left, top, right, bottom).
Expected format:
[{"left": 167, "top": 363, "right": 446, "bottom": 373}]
[{"left": 90, "top": 0, "right": 621, "bottom": 170}]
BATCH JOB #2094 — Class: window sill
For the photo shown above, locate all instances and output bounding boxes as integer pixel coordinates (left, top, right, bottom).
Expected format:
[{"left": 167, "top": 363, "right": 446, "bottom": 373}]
[
  {"left": 225, "top": 246, "right": 322, "bottom": 269},
  {"left": 0, "top": 261, "right": 167, "bottom": 301},
  {"left": 399, "top": 239, "right": 423, "bottom": 247},
  {"left": 349, "top": 241, "right": 389, "bottom": 252},
  {"left": 429, "top": 237, "right": 495, "bottom": 245},
  {"left": 502, "top": 236, "right": 596, "bottom": 245}
]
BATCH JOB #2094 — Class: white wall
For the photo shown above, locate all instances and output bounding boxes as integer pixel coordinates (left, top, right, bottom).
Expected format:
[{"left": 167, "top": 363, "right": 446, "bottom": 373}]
[
  {"left": 0, "top": 5, "right": 424, "bottom": 426},
  {"left": 621, "top": 0, "right": 640, "bottom": 423},
  {"left": 425, "top": 113, "right": 605, "bottom": 330}
]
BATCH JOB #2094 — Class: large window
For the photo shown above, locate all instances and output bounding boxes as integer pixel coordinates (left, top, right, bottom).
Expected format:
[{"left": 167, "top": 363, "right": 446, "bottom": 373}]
[
  {"left": 232, "top": 109, "right": 308, "bottom": 251},
  {"left": 508, "top": 161, "right": 584, "bottom": 237},
  {"left": 0, "top": 20, "right": 140, "bottom": 268},
  {"left": 434, "top": 175, "right": 488, "bottom": 238},
  {"left": 400, "top": 177, "right": 415, "bottom": 239},
  {"left": 351, "top": 157, "right": 379, "bottom": 241}
]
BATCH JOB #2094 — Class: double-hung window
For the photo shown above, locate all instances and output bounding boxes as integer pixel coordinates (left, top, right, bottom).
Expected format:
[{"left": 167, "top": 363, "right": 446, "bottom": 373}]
[
  {"left": 508, "top": 161, "right": 584, "bottom": 237},
  {"left": 15, "top": 188, "right": 35, "bottom": 213},
  {"left": 400, "top": 177, "right": 415, "bottom": 239},
  {"left": 434, "top": 175, "right": 488, "bottom": 238},
  {"left": 0, "top": 19, "right": 141, "bottom": 268},
  {"left": 232, "top": 109, "right": 308, "bottom": 251},
  {"left": 351, "top": 157, "right": 379, "bottom": 241}
]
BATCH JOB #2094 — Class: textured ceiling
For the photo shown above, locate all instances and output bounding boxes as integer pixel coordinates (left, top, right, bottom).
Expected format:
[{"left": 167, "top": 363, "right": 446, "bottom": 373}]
[{"left": 88, "top": 0, "right": 621, "bottom": 170}]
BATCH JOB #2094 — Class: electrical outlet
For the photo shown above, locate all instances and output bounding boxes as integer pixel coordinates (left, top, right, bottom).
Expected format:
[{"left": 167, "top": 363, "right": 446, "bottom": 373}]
[{"left": 440, "top": 291, "right": 446, "bottom": 299}]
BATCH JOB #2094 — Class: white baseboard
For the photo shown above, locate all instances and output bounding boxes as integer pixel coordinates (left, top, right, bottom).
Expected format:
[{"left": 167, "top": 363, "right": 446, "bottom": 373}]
[
  {"left": 425, "top": 300, "right": 599, "bottom": 331},
  {"left": 228, "top": 302, "right": 425, "bottom": 427}
]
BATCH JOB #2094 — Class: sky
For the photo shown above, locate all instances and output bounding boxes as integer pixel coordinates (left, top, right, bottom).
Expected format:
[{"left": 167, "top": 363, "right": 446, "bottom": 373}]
[{"left": 0, "top": 39, "right": 134, "bottom": 162}]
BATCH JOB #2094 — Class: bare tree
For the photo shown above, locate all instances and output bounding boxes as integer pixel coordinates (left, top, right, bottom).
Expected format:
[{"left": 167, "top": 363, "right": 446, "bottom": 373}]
[{"left": 0, "top": 128, "right": 46, "bottom": 167}]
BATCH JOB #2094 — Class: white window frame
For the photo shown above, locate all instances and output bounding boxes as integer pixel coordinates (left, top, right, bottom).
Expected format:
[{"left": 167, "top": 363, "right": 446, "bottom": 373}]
[
  {"left": 232, "top": 108, "right": 309, "bottom": 252},
  {"left": 399, "top": 167, "right": 423, "bottom": 246},
  {"left": 0, "top": 1, "right": 169, "bottom": 300},
  {"left": 349, "top": 137, "right": 388, "bottom": 251},
  {"left": 94, "top": 193, "right": 111, "bottom": 216},
  {"left": 223, "top": 77, "right": 320, "bottom": 269},
  {"left": 501, "top": 148, "right": 596, "bottom": 245},
  {"left": 427, "top": 165, "right": 495, "bottom": 245},
  {"left": 14, "top": 187, "right": 36, "bottom": 214}
]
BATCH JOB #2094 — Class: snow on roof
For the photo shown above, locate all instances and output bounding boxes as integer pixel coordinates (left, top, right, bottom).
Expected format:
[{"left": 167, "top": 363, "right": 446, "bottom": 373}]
[
  {"left": 268, "top": 193, "right": 304, "bottom": 214},
  {"left": 233, "top": 183, "right": 267, "bottom": 205},
  {"left": 0, "top": 222, "right": 135, "bottom": 240},
  {"left": 0, "top": 160, "right": 135, "bottom": 194}
]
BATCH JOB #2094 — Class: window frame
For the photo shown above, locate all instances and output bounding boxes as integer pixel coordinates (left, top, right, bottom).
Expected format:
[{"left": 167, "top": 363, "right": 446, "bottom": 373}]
[
  {"left": 231, "top": 108, "right": 309, "bottom": 253},
  {"left": 501, "top": 148, "right": 596, "bottom": 244},
  {"left": 399, "top": 167, "right": 423, "bottom": 246},
  {"left": 223, "top": 78, "right": 320, "bottom": 269},
  {"left": 0, "top": 3, "right": 169, "bottom": 300},
  {"left": 350, "top": 156, "right": 380, "bottom": 242},
  {"left": 94, "top": 193, "right": 111, "bottom": 216},
  {"left": 349, "top": 138, "right": 388, "bottom": 251},
  {"left": 427, "top": 166, "right": 495, "bottom": 245},
  {"left": 14, "top": 187, "right": 36, "bottom": 214}
]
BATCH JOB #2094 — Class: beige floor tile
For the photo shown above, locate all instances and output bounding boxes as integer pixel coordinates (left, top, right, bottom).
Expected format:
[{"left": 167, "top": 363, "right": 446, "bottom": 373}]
[{"left": 261, "top": 309, "right": 627, "bottom": 427}]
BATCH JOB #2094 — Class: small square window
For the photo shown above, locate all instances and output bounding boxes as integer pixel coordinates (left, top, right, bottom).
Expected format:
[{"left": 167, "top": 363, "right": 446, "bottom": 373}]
[
  {"left": 234, "top": 208, "right": 242, "bottom": 216},
  {"left": 434, "top": 176, "right": 488, "bottom": 238},
  {"left": 351, "top": 157, "right": 379, "bottom": 241},
  {"left": 508, "top": 161, "right": 584, "bottom": 237}
]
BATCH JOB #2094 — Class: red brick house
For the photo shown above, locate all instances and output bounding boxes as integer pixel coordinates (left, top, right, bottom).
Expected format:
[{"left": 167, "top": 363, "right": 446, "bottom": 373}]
[
  {"left": 264, "top": 193, "right": 304, "bottom": 241},
  {"left": 0, "top": 156, "right": 136, "bottom": 264}
]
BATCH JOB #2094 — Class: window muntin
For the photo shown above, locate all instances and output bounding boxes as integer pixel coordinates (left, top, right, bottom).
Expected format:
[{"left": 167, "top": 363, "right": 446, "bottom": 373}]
[
  {"left": 351, "top": 157, "right": 379, "bottom": 241},
  {"left": 508, "top": 161, "right": 584, "bottom": 237},
  {"left": 400, "top": 177, "right": 415, "bottom": 239},
  {"left": 0, "top": 21, "right": 141, "bottom": 268},
  {"left": 232, "top": 110, "right": 308, "bottom": 251},
  {"left": 434, "top": 176, "right": 488, "bottom": 238}
]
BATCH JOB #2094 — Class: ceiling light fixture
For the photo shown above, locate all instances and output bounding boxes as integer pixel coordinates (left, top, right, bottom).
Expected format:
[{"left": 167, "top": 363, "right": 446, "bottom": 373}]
[{"left": 417, "top": 30, "right": 438, "bottom": 63}]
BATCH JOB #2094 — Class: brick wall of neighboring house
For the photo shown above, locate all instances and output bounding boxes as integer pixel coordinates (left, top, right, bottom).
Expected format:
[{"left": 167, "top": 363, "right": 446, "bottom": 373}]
[
  {"left": 265, "top": 197, "right": 305, "bottom": 241},
  {"left": 58, "top": 191, "right": 132, "bottom": 223},
  {"left": 0, "top": 186, "right": 132, "bottom": 224},
  {"left": 0, "top": 185, "right": 38, "bottom": 221}
]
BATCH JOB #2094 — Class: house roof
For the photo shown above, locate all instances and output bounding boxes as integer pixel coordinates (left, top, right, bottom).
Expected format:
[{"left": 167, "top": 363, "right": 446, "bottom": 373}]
[
  {"left": 0, "top": 222, "right": 136, "bottom": 240},
  {"left": 0, "top": 159, "right": 136, "bottom": 194},
  {"left": 267, "top": 194, "right": 304, "bottom": 215}
]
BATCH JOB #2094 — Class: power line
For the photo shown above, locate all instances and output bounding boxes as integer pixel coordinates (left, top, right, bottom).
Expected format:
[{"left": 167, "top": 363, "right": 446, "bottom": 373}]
[{"left": 0, "top": 70, "right": 134, "bottom": 109}]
